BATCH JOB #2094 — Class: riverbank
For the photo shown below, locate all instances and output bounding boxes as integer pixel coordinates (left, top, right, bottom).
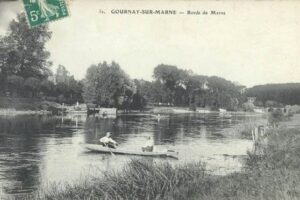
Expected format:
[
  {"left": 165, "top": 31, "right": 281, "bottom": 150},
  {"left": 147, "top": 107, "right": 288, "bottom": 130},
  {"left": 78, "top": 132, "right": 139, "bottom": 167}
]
[
  {"left": 0, "top": 97, "right": 61, "bottom": 115},
  {"left": 15, "top": 115, "right": 300, "bottom": 200},
  {"left": 0, "top": 108, "right": 51, "bottom": 116},
  {"left": 119, "top": 106, "right": 269, "bottom": 115}
]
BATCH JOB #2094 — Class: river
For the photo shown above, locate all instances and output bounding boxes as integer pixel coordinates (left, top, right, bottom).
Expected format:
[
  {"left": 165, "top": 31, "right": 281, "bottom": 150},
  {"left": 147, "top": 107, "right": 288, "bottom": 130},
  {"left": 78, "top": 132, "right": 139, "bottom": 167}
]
[{"left": 0, "top": 112, "right": 267, "bottom": 198}]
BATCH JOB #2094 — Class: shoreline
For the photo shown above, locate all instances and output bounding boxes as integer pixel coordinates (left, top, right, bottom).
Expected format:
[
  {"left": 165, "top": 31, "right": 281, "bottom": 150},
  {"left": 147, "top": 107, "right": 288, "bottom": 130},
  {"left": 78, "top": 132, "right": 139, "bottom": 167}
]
[{"left": 0, "top": 108, "right": 51, "bottom": 116}]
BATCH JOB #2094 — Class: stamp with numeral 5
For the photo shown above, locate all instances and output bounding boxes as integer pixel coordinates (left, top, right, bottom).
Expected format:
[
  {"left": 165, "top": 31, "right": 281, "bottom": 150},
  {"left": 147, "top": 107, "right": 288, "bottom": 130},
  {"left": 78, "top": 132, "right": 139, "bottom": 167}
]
[{"left": 23, "top": 0, "right": 69, "bottom": 27}]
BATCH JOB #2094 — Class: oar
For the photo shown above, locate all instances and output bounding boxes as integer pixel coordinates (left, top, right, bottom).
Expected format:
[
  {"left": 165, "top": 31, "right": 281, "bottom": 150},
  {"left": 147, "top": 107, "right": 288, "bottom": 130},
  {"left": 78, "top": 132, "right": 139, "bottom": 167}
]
[
  {"left": 108, "top": 147, "right": 115, "bottom": 156},
  {"left": 97, "top": 141, "right": 115, "bottom": 156},
  {"left": 106, "top": 143, "right": 115, "bottom": 157}
]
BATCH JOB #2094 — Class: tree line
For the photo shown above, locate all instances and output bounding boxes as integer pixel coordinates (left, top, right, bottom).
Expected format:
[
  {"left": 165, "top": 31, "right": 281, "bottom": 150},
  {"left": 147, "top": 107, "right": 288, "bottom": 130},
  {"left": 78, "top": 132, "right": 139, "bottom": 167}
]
[
  {"left": 83, "top": 63, "right": 246, "bottom": 111},
  {"left": 2, "top": 13, "right": 298, "bottom": 111},
  {"left": 0, "top": 13, "right": 246, "bottom": 110},
  {"left": 246, "top": 83, "right": 300, "bottom": 107},
  {"left": 0, "top": 14, "right": 82, "bottom": 104}
]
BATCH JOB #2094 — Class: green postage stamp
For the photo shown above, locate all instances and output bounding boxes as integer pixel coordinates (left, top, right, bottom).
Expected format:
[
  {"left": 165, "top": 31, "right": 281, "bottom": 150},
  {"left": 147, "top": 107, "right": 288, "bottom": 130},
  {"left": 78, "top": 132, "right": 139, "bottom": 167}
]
[{"left": 23, "top": 0, "right": 69, "bottom": 27}]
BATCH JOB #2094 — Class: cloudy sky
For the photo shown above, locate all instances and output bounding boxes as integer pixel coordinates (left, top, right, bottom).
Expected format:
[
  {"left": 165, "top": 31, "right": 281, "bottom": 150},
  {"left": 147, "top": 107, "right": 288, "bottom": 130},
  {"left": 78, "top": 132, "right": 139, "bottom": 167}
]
[{"left": 0, "top": 0, "right": 299, "bottom": 87}]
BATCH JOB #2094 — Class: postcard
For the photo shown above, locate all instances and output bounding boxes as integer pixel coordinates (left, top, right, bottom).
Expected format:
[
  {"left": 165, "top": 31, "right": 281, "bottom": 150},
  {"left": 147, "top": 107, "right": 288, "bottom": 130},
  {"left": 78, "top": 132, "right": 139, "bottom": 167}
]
[{"left": 0, "top": 0, "right": 299, "bottom": 199}]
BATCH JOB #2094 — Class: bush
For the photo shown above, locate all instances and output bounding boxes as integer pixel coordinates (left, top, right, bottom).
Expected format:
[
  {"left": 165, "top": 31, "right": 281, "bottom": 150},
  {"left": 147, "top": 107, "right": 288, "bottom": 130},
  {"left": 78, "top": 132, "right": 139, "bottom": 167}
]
[
  {"left": 268, "top": 108, "right": 285, "bottom": 127},
  {"left": 32, "top": 160, "right": 212, "bottom": 200},
  {"left": 242, "top": 102, "right": 255, "bottom": 112}
]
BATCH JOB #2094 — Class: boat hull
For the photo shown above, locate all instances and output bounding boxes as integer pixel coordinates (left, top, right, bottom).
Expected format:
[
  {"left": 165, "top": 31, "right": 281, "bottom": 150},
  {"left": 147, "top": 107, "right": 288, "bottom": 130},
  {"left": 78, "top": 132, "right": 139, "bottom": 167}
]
[{"left": 81, "top": 144, "right": 178, "bottom": 159}]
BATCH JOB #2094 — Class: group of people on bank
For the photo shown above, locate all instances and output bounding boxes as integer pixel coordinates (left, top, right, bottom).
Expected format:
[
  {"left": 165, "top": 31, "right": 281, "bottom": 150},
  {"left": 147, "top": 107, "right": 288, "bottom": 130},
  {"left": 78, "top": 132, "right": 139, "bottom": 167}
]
[{"left": 99, "top": 132, "right": 154, "bottom": 152}]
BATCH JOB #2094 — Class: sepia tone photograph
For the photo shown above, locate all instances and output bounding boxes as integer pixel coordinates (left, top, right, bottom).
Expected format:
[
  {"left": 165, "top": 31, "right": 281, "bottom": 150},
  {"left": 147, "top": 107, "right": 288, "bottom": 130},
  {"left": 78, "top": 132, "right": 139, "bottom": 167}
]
[{"left": 0, "top": 0, "right": 300, "bottom": 199}]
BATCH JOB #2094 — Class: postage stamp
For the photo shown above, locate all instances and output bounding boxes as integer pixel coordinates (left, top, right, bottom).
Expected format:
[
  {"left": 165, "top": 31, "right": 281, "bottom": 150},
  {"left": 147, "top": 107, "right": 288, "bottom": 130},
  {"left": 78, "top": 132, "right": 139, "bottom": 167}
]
[{"left": 22, "top": 0, "right": 69, "bottom": 27}]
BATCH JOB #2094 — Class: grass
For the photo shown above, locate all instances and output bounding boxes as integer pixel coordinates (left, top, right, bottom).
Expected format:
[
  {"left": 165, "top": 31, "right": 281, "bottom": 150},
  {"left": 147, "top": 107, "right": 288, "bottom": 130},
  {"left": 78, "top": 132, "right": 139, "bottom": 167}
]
[
  {"left": 18, "top": 126, "right": 300, "bottom": 199},
  {"left": 25, "top": 161, "right": 211, "bottom": 200}
]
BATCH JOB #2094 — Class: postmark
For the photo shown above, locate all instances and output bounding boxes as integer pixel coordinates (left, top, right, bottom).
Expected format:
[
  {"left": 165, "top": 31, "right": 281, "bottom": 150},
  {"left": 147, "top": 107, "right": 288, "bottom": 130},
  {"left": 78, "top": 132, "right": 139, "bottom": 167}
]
[{"left": 22, "top": 0, "right": 69, "bottom": 27}]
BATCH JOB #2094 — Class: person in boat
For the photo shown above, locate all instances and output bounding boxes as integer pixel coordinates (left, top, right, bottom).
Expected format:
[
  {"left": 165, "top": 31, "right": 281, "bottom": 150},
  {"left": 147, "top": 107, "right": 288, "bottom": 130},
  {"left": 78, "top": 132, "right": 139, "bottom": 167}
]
[
  {"left": 142, "top": 136, "right": 154, "bottom": 152},
  {"left": 102, "top": 111, "right": 108, "bottom": 118},
  {"left": 99, "top": 132, "right": 118, "bottom": 149}
]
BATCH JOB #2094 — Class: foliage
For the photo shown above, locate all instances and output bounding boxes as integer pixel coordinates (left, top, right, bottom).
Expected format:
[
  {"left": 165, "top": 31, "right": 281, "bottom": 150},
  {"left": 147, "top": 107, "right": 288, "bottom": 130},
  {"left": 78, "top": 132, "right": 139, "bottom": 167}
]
[
  {"left": 130, "top": 92, "right": 146, "bottom": 110},
  {"left": 0, "top": 97, "right": 60, "bottom": 111},
  {"left": 29, "top": 159, "right": 211, "bottom": 200},
  {"left": 246, "top": 83, "right": 300, "bottom": 106},
  {"left": 55, "top": 65, "right": 70, "bottom": 84},
  {"left": 240, "top": 128, "right": 300, "bottom": 200},
  {"left": 7, "top": 75, "right": 24, "bottom": 87},
  {"left": 83, "top": 62, "right": 134, "bottom": 108},
  {"left": 40, "top": 79, "right": 55, "bottom": 96},
  {"left": 0, "top": 13, "right": 52, "bottom": 79},
  {"left": 1, "top": 13, "right": 250, "bottom": 110},
  {"left": 82, "top": 62, "right": 244, "bottom": 110},
  {"left": 0, "top": 13, "right": 53, "bottom": 99},
  {"left": 24, "top": 77, "right": 40, "bottom": 97},
  {"left": 131, "top": 79, "right": 149, "bottom": 109},
  {"left": 54, "top": 65, "right": 83, "bottom": 104},
  {"left": 265, "top": 100, "right": 280, "bottom": 107},
  {"left": 0, "top": 13, "right": 247, "bottom": 110},
  {"left": 242, "top": 101, "right": 255, "bottom": 112},
  {"left": 137, "top": 64, "right": 244, "bottom": 110},
  {"left": 153, "top": 64, "right": 183, "bottom": 91},
  {"left": 268, "top": 108, "right": 286, "bottom": 127},
  {"left": 6, "top": 75, "right": 24, "bottom": 96}
]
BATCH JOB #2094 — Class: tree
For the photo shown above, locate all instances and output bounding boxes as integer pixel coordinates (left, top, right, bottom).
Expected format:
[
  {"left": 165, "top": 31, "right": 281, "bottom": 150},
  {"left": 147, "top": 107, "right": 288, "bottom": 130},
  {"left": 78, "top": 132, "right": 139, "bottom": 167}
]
[
  {"left": 40, "top": 79, "right": 55, "bottom": 96},
  {"left": 1, "top": 13, "right": 52, "bottom": 79},
  {"left": 131, "top": 92, "right": 146, "bottom": 110},
  {"left": 183, "top": 74, "right": 208, "bottom": 107},
  {"left": 153, "top": 64, "right": 183, "bottom": 104},
  {"left": 0, "top": 36, "right": 13, "bottom": 94},
  {"left": 0, "top": 37, "right": 8, "bottom": 71},
  {"left": 246, "top": 83, "right": 300, "bottom": 106},
  {"left": 6, "top": 75, "right": 24, "bottom": 96},
  {"left": 204, "top": 76, "right": 243, "bottom": 110},
  {"left": 82, "top": 66, "right": 98, "bottom": 104},
  {"left": 83, "top": 61, "right": 134, "bottom": 108},
  {"left": 242, "top": 102, "right": 255, "bottom": 112},
  {"left": 154, "top": 64, "right": 182, "bottom": 90},
  {"left": 55, "top": 65, "right": 69, "bottom": 84},
  {"left": 68, "top": 78, "right": 83, "bottom": 103},
  {"left": 135, "top": 65, "right": 245, "bottom": 110},
  {"left": 24, "top": 77, "right": 40, "bottom": 97},
  {"left": 268, "top": 108, "right": 284, "bottom": 127}
]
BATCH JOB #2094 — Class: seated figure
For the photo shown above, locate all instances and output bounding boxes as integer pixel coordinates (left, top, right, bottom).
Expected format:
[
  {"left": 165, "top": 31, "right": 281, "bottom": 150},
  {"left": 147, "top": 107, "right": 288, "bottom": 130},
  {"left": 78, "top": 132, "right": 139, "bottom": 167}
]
[
  {"left": 142, "top": 136, "right": 154, "bottom": 152},
  {"left": 99, "top": 132, "right": 118, "bottom": 149}
]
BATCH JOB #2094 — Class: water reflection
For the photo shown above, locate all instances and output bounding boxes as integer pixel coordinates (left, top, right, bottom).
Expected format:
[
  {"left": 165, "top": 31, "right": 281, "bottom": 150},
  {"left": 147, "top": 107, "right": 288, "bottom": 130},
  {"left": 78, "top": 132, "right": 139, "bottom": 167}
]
[{"left": 0, "top": 113, "right": 267, "bottom": 197}]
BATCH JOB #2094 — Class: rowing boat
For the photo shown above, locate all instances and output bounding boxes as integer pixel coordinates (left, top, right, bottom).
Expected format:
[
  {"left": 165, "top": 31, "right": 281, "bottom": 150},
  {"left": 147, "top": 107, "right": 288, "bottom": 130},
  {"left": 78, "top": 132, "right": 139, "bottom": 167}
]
[{"left": 81, "top": 144, "right": 178, "bottom": 159}]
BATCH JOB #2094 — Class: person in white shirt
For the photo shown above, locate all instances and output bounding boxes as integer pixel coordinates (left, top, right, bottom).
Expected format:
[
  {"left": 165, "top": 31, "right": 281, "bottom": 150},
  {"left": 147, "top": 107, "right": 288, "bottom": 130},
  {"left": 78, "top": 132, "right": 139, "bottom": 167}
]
[
  {"left": 142, "top": 136, "right": 154, "bottom": 152},
  {"left": 99, "top": 132, "right": 118, "bottom": 148}
]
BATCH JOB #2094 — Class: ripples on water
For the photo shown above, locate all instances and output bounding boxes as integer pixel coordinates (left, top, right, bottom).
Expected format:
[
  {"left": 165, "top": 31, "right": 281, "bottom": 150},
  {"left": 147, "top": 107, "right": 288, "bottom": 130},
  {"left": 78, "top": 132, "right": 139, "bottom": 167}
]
[{"left": 0, "top": 113, "right": 267, "bottom": 197}]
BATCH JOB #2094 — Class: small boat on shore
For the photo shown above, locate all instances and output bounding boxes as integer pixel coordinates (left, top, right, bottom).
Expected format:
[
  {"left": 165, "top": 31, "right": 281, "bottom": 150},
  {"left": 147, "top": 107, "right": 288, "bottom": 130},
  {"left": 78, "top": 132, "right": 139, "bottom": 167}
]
[{"left": 81, "top": 144, "right": 178, "bottom": 159}]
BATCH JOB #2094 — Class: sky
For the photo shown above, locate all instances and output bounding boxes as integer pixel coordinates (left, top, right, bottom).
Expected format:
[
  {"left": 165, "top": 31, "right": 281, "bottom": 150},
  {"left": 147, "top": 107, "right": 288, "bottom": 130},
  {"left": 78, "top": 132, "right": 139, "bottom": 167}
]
[{"left": 0, "top": 0, "right": 299, "bottom": 87}]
